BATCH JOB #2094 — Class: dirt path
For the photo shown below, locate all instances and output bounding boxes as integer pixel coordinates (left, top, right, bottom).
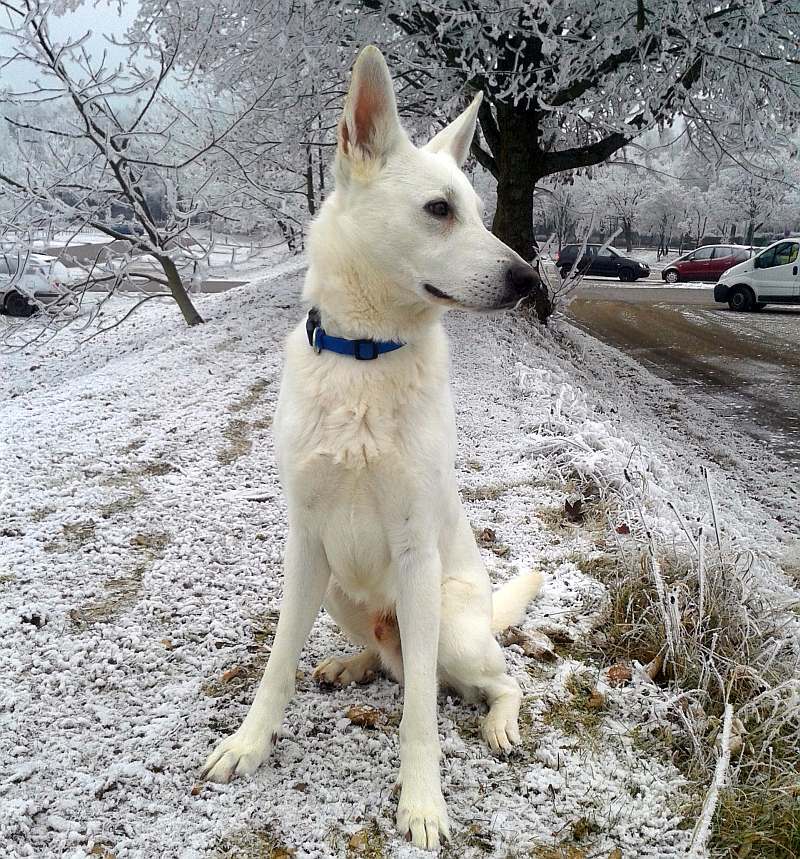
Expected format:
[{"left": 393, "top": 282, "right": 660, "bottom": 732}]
[{"left": 569, "top": 288, "right": 800, "bottom": 468}]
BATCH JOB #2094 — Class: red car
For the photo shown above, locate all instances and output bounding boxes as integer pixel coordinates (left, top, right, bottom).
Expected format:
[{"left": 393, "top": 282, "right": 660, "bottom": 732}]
[{"left": 661, "top": 245, "right": 752, "bottom": 284}]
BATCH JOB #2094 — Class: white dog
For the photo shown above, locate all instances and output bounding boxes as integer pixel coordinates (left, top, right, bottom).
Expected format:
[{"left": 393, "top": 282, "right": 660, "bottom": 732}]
[{"left": 202, "top": 45, "right": 542, "bottom": 850}]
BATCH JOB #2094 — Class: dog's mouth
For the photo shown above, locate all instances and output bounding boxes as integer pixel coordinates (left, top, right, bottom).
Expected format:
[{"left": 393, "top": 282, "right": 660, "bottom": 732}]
[
  {"left": 423, "top": 283, "right": 455, "bottom": 302},
  {"left": 424, "top": 283, "right": 523, "bottom": 313}
]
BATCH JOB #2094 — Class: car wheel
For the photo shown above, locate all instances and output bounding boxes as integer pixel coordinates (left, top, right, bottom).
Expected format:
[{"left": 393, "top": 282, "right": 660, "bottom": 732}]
[
  {"left": 664, "top": 270, "right": 679, "bottom": 284},
  {"left": 728, "top": 286, "right": 755, "bottom": 312},
  {"left": 619, "top": 268, "right": 635, "bottom": 282},
  {"left": 3, "top": 290, "right": 36, "bottom": 317}
]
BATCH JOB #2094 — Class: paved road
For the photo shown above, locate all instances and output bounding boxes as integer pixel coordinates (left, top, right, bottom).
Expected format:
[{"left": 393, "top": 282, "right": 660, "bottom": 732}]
[{"left": 568, "top": 284, "right": 800, "bottom": 468}]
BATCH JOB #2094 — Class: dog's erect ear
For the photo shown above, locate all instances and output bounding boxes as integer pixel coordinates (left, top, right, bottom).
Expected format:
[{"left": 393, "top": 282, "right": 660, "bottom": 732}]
[
  {"left": 424, "top": 92, "right": 483, "bottom": 167},
  {"left": 338, "top": 45, "right": 401, "bottom": 169}
]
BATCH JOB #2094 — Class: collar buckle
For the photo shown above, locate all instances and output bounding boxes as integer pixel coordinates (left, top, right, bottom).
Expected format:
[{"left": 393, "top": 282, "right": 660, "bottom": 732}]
[{"left": 353, "top": 339, "right": 380, "bottom": 360}]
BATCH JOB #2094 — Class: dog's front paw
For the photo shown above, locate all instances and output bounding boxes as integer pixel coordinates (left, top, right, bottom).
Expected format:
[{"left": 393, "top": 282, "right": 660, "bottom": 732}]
[
  {"left": 200, "top": 726, "right": 274, "bottom": 783},
  {"left": 396, "top": 783, "right": 450, "bottom": 850}
]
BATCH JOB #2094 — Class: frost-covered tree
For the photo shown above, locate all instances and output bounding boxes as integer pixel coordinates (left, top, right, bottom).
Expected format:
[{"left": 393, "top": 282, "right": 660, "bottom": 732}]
[
  {"left": 0, "top": 0, "right": 289, "bottom": 330},
  {"left": 135, "top": 0, "right": 348, "bottom": 245},
  {"left": 641, "top": 182, "right": 688, "bottom": 258},
  {"left": 150, "top": 0, "right": 800, "bottom": 320},
  {"left": 714, "top": 162, "right": 799, "bottom": 244},
  {"left": 534, "top": 176, "right": 592, "bottom": 252},
  {"left": 588, "top": 167, "right": 656, "bottom": 251},
  {"left": 679, "top": 187, "right": 713, "bottom": 248}
]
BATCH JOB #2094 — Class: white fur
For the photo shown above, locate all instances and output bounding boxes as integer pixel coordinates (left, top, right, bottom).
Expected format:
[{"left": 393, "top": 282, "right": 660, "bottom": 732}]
[{"left": 201, "top": 46, "right": 542, "bottom": 851}]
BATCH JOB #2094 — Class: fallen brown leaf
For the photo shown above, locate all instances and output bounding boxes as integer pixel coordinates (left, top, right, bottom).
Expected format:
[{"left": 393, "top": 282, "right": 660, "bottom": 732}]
[
  {"left": 497, "top": 626, "right": 557, "bottom": 661},
  {"left": 535, "top": 622, "right": 574, "bottom": 644},
  {"left": 477, "top": 527, "right": 496, "bottom": 546},
  {"left": 645, "top": 651, "right": 664, "bottom": 681},
  {"left": 607, "top": 663, "right": 633, "bottom": 687},
  {"left": 221, "top": 665, "right": 246, "bottom": 683},
  {"left": 348, "top": 830, "right": 370, "bottom": 851},
  {"left": 586, "top": 689, "right": 606, "bottom": 710},
  {"left": 729, "top": 717, "right": 746, "bottom": 755},
  {"left": 345, "top": 705, "right": 386, "bottom": 729}
]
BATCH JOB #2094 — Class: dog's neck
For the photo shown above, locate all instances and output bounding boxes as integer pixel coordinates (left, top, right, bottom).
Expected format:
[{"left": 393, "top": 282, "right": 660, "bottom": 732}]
[{"left": 304, "top": 265, "right": 444, "bottom": 346}]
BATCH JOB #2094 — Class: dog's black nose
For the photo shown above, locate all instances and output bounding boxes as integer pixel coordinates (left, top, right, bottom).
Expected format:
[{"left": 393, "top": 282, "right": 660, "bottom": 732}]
[{"left": 505, "top": 262, "right": 540, "bottom": 298}]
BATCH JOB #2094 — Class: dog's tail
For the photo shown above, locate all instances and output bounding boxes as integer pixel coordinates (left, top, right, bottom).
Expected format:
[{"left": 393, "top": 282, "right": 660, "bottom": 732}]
[{"left": 491, "top": 570, "right": 544, "bottom": 634}]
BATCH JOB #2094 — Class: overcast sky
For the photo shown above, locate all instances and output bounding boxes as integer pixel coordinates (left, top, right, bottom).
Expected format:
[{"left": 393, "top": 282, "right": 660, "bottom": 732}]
[{"left": 0, "top": 1, "right": 139, "bottom": 90}]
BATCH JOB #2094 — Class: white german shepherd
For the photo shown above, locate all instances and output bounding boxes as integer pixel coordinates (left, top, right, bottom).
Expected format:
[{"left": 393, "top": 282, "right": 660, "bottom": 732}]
[{"left": 202, "top": 46, "right": 542, "bottom": 850}]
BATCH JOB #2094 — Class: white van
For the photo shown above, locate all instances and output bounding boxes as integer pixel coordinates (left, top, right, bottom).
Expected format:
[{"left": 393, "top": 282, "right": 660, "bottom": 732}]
[{"left": 714, "top": 238, "right": 800, "bottom": 311}]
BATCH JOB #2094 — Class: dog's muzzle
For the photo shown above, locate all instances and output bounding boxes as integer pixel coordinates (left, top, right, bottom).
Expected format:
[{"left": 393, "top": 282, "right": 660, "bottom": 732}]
[{"left": 505, "top": 262, "right": 540, "bottom": 300}]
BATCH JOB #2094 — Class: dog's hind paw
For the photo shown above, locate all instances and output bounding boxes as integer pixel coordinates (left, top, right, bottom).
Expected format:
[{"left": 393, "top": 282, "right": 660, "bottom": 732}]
[
  {"left": 312, "top": 651, "right": 378, "bottom": 687},
  {"left": 482, "top": 708, "right": 521, "bottom": 754},
  {"left": 200, "top": 726, "right": 274, "bottom": 783}
]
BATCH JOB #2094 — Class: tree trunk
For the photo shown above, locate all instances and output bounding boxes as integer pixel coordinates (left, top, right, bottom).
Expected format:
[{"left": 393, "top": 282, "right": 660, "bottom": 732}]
[
  {"left": 623, "top": 219, "right": 633, "bottom": 252},
  {"left": 490, "top": 104, "right": 551, "bottom": 321},
  {"left": 746, "top": 221, "right": 755, "bottom": 244},
  {"left": 305, "top": 146, "right": 316, "bottom": 216},
  {"left": 157, "top": 254, "right": 204, "bottom": 326}
]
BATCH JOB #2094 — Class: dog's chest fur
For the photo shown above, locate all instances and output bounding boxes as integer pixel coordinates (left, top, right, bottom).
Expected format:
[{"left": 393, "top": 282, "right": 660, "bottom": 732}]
[{"left": 273, "top": 321, "right": 457, "bottom": 604}]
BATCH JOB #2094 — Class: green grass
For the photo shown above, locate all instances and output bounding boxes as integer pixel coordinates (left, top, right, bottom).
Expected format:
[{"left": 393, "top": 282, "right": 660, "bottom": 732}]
[{"left": 713, "top": 780, "right": 800, "bottom": 859}]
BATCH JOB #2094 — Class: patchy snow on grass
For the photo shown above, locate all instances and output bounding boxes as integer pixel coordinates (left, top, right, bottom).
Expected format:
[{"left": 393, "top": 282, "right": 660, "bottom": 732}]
[{"left": 1, "top": 260, "right": 795, "bottom": 858}]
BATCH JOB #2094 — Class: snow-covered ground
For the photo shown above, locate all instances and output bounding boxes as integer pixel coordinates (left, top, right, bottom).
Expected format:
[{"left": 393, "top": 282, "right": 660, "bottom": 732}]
[{"left": 1, "top": 260, "right": 796, "bottom": 858}]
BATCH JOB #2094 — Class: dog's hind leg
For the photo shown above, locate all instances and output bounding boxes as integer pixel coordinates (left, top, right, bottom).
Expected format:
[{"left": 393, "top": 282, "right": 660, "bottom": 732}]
[
  {"left": 201, "top": 526, "right": 330, "bottom": 783},
  {"left": 313, "top": 649, "right": 380, "bottom": 686},
  {"left": 438, "top": 579, "right": 523, "bottom": 754},
  {"left": 313, "top": 584, "right": 381, "bottom": 686}
]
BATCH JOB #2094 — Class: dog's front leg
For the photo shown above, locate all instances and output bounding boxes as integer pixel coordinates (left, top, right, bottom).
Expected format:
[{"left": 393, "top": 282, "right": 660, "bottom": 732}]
[
  {"left": 202, "top": 526, "right": 330, "bottom": 783},
  {"left": 392, "top": 527, "right": 449, "bottom": 850}
]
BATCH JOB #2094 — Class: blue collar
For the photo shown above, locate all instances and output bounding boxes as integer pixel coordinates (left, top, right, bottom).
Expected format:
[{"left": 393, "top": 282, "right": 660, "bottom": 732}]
[{"left": 305, "top": 308, "right": 404, "bottom": 360}]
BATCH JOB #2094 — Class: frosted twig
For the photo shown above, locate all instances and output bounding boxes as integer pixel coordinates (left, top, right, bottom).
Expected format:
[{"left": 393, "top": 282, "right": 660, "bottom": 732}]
[
  {"left": 701, "top": 466, "right": 722, "bottom": 554},
  {"left": 666, "top": 500, "right": 699, "bottom": 554},
  {"left": 688, "top": 703, "right": 734, "bottom": 858}
]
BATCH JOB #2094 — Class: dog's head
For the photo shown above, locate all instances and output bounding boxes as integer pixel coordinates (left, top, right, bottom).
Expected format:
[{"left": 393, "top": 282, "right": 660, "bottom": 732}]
[{"left": 311, "top": 46, "right": 539, "bottom": 316}]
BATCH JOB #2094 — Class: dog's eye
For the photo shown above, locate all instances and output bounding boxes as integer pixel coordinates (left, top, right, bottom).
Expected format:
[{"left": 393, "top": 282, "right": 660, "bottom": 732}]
[{"left": 424, "top": 200, "right": 450, "bottom": 219}]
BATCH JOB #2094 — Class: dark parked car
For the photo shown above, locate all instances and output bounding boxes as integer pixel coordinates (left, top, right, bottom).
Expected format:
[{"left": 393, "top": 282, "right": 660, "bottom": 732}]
[
  {"left": 661, "top": 245, "right": 752, "bottom": 284},
  {"left": 112, "top": 222, "right": 145, "bottom": 237},
  {"left": 555, "top": 244, "right": 650, "bottom": 281}
]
